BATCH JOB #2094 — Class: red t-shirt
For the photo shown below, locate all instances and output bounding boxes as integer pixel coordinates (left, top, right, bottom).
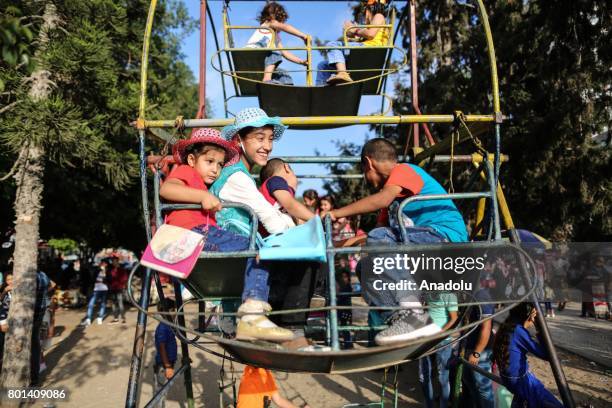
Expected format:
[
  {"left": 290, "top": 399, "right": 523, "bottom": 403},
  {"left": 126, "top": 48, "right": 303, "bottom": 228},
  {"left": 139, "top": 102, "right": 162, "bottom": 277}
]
[
  {"left": 164, "top": 165, "right": 217, "bottom": 230},
  {"left": 377, "top": 164, "right": 425, "bottom": 225}
]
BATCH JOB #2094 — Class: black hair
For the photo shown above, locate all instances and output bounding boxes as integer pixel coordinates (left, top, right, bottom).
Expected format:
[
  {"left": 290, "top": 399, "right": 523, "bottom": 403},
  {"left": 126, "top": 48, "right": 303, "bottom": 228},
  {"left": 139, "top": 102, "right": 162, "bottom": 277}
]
[
  {"left": 302, "top": 189, "right": 319, "bottom": 201},
  {"left": 260, "top": 158, "right": 287, "bottom": 182},
  {"left": 183, "top": 142, "right": 226, "bottom": 163},
  {"left": 493, "top": 302, "right": 536, "bottom": 371},
  {"left": 363, "top": 2, "right": 387, "bottom": 18},
  {"left": 258, "top": 2, "right": 289, "bottom": 24},
  {"left": 319, "top": 195, "right": 336, "bottom": 210},
  {"left": 237, "top": 125, "right": 274, "bottom": 139},
  {"left": 360, "top": 138, "right": 397, "bottom": 167}
]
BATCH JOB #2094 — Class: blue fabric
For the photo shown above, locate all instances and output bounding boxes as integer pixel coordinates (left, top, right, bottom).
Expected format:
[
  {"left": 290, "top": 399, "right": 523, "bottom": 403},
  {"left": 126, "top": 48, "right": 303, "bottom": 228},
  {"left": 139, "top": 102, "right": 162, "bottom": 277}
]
[
  {"left": 358, "top": 226, "right": 446, "bottom": 321},
  {"left": 34, "top": 271, "right": 50, "bottom": 321},
  {"left": 315, "top": 41, "right": 363, "bottom": 85},
  {"left": 398, "top": 164, "right": 468, "bottom": 243},
  {"left": 463, "top": 349, "right": 495, "bottom": 408},
  {"left": 191, "top": 224, "right": 270, "bottom": 302},
  {"left": 155, "top": 322, "right": 177, "bottom": 366},
  {"left": 419, "top": 340, "right": 454, "bottom": 408},
  {"left": 259, "top": 217, "right": 327, "bottom": 262},
  {"left": 86, "top": 290, "right": 107, "bottom": 320},
  {"left": 266, "top": 176, "right": 291, "bottom": 195},
  {"left": 500, "top": 325, "right": 562, "bottom": 408},
  {"left": 465, "top": 288, "right": 495, "bottom": 350},
  {"left": 210, "top": 161, "right": 254, "bottom": 237}
]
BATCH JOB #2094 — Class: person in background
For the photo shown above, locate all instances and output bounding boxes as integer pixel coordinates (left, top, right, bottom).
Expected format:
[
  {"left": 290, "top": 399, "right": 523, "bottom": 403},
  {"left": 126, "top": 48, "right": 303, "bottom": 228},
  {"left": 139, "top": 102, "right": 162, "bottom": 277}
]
[
  {"left": 462, "top": 278, "right": 495, "bottom": 408},
  {"left": 318, "top": 195, "right": 336, "bottom": 214},
  {"left": 109, "top": 256, "right": 128, "bottom": 324},
  {"left": 32, "top": 270, "right": 55, "bottom": 385},
  {"left": 81, "top": 259, "right": 110, "bottom": 327},
  {"left": 154, "top": 299, "right": 178, "bottom": 408},
  {"left": 302, "top": 189, "right": 320, "bottom": 214},
  {"left": 336, "top": 269, "right": 353, "bottom": 349},
  {"left": 237, "top": 365, "right": 308, "bottom": 408},
  {"left": 0, "top": 272, "right": 13, "bottom": 373}
]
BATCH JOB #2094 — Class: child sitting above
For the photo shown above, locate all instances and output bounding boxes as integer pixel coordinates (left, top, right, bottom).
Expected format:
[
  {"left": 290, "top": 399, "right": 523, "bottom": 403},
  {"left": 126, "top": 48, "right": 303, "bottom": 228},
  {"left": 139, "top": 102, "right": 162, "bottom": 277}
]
[
  {"left": 246, "top": 1, "right": 309, "bottom": 84},
  {"left": 258, "top": 158, "right": 314, "bottom": 232},
  {"left": 320, "top": 138, "right": 468, "bottom": 345},
  {"left": 160, "top": 128, "right": 292, "bottom": 342}
]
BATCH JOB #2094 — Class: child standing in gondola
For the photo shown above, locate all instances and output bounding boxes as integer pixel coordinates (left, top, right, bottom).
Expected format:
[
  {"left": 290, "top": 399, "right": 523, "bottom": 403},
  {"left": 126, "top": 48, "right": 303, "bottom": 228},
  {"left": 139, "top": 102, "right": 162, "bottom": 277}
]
[{"left": 246, "top": 2, "right": 310, "bottom": 84}]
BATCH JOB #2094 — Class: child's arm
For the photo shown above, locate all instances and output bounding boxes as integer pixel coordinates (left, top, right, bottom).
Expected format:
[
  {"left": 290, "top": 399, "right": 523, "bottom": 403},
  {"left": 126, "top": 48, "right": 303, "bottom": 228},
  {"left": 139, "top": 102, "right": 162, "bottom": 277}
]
[
  {"left": 324, "top": 184, "right": 402, "bottom": 220},
  {"left": 348, "top": 14, "right": 386, "bottom": 40},
  {"left": 158, "top": 342, "right": 175, "bottom": 379},
  {"left": 268, "top": 20, "right": 309, "bottom": 42},
  {"left": 160, "top": 178, "right": 222, "bottom": 212},
  {"left": 271, "top": 392, "right": 301, "bottom": 408},
  {"left": 276, "top": 38, "right": 307, "bottom": 65},
  {"left": 273, "top": 190, "right": 315, "bottom": 222},
  {"left": 516, "top": 326, "right": 548, "bottom": 360}
]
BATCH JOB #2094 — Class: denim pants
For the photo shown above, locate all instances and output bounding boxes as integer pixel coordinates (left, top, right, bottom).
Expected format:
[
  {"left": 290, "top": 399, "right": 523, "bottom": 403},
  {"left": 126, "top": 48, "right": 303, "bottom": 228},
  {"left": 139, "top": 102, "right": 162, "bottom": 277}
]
[
  {"left": 248, "top": 38, "right": 293, "bottom": 85},
  {"left": 193, "top": 225, "right": 271, "bottom": 302},
  {"left": 358, "top": 226, "right": 446, "bottom": 320},
  {"left": 87, "top": 290, "right": 107, "bottom": 320},
  {"left": 111, "top": 290, "right": 126, "bottom": 319},
  {"left": 315, "top": 41, "right": 363, "bottom": 85},
  {"left": 463, "top": 349, "right": 495, "bottom": 408},
  {"left": 419, "top": 339, "right": 454, "bottom": 408}
]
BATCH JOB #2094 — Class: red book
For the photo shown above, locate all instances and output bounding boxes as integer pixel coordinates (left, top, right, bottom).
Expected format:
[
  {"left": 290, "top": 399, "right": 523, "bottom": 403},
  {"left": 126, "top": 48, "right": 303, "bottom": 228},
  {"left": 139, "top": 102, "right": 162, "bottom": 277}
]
[{"left": 140, "top": 224, "right": 205, "bottom": 279}]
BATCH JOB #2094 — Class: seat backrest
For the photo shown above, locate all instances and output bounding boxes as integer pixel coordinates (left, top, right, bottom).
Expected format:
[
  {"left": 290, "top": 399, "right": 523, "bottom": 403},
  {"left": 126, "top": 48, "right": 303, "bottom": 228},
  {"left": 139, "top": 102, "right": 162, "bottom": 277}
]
[
  {"left": 230, "top": 50, "right": 269, "bottom": 96},
  {"left": 346, "top": 47, "right": 390, "bottom": 95},
  {"left": 183, "top": 258, "right": 246, "bottom": 299}
]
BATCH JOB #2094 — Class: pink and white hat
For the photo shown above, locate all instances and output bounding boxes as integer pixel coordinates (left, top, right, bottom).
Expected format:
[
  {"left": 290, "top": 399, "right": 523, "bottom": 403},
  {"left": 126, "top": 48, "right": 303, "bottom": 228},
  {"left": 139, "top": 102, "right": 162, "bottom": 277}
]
[{"left": 172, "top": 128, "right": 239, "bottom": 167}]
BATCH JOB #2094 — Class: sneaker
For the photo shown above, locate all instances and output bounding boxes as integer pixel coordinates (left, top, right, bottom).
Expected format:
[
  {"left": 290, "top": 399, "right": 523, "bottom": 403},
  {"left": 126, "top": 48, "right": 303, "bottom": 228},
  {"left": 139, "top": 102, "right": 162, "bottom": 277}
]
[
  {"left": 374, "top": 310, "right": 441, "bottom": 346},
  {"left": 326, "top": 71, "right": 353, "bottom": 85},
  {"left": 236, "top": 316, "right": 295, "bottom": 342},
  {"left": 237, "top": 300, "right": 273, "bottom": 317},
  {"left": 80, "top": 318, "right": 91, "bottom": 327},
  {"left": 96, "top": 317, "right": 103, "bottom": 325},
  {"left": 109, "top": 319, "right": 120, "bottom": 325}
]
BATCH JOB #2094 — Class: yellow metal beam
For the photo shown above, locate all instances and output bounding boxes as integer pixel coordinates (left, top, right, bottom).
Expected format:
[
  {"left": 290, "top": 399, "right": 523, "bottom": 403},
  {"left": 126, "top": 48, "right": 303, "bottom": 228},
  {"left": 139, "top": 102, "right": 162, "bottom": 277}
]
[
  {"left": 138, "top": 0, "right": 158, "bottom": 121},
  {"left": 144, "top": 114, "right": 496, "bottom": 129}
]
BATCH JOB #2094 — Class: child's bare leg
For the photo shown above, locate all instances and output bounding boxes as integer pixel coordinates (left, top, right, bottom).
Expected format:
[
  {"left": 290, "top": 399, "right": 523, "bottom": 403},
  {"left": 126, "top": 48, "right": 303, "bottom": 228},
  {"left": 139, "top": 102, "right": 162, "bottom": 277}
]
[
  {"left": 263, "top": 64, "right": 276, "bottom": 82},
  {"left": 335, "top": 62, "right": 347, "bottom": 74}
]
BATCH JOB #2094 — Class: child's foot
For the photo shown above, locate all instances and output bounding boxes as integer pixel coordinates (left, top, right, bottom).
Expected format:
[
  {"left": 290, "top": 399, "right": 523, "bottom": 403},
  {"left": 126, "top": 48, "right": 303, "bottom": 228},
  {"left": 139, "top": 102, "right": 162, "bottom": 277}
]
[
  {"left": 374, "top": 310, "right": 441, "bottom": 346},
  {"left": 96, "top": 317, "right": 103, "bottom": 325},
  {"left": 236, "top": 300, "right": 294, "bottom": 342},
  {"left": 263, "top": 79, "right": 282, "bottom": 85},
  {"left": 80, "top": 318, "right": 91, "bottom": 327},
  {"left": 327, "top": 71, "right": 353, "bottom": 85}
]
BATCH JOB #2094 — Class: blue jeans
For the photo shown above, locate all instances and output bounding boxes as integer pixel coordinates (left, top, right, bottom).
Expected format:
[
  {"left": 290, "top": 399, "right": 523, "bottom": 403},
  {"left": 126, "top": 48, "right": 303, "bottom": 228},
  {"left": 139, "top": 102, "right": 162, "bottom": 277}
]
[
  {"left": 463, "top": 349, "right": 495, "bottom": 408},
  {"left": 193, "top": 225, "right": 270, "bottom": 302},
  {"left": 358, "top": 226, "right": 446, "bottom": 320},
  {"left": 315, "top": 41, "right": 363, "bottom": 85},
  {"left": 87, "top": 290, "right": 108, "bottom": 320},
  {"left": 419, "top": 340, "right": 454, "bottom": 408}
]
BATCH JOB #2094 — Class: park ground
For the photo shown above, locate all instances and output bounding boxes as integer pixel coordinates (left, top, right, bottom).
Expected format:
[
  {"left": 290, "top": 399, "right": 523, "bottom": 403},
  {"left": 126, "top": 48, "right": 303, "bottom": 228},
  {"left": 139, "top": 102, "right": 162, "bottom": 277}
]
[{"left": 34, "top": 303, "right": 612, "bottom": 407}]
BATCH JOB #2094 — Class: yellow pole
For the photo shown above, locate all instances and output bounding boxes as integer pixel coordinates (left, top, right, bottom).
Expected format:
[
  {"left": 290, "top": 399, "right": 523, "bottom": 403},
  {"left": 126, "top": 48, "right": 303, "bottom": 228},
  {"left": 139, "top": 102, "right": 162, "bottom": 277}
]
[
  {"left": 138, "top": 0, "right": 158, "bottom": 122},
  {"left": 475, "top": 0, "right": 500, "bottom": 114},
  {"left": 496, "top": 184, "right": 515, "bottom": 229},
  {"left": 306, "top": 36, "right": 313, "bottom": 86}
]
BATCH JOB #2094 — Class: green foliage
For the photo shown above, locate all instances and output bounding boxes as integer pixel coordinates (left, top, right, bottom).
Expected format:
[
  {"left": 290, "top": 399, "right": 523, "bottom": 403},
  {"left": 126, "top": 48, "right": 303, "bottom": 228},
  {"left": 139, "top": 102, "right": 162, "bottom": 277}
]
[
  {"left": 0, "top": 0, "right": 199, "bottom": 251},
  {"left": 47, "top": 237, "right": 78, "bottom": 253}
]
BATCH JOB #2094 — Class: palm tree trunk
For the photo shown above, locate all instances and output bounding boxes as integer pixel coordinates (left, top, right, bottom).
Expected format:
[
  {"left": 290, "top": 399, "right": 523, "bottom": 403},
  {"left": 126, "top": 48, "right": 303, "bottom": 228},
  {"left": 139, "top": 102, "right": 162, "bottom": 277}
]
[{"left": 0, "top": 2, "right": 57, "bottom": 395}]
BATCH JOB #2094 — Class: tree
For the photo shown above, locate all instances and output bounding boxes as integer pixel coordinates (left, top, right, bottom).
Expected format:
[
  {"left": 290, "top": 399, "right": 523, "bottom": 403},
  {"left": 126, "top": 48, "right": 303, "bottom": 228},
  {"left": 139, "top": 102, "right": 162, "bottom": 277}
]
[{"left": 0, "top": 0, "right": 198, "bottom": 390}]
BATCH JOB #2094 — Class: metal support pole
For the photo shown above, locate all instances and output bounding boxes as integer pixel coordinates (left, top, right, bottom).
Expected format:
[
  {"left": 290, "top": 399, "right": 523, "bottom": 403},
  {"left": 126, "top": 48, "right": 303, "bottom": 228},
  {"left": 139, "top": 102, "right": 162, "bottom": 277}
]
[
  {"left": 197, "top": 0, "right": 207, "bottom": 119},
  {"left": 125, "top": 266, "right": 153, "bottom": 408},
  {"left": 409, "top": 0, "right": 419, "bottom": 148},
  {"left": 173, "top": 279, "right": 195, "bottom": 408},
  {"left": 508, "top": 229, "right": 575, "bottom": 408},
  {"left": 324, "top": 216, "right": 340, "bottom": 350},
  {"left": 484, "top": 161, "right": 501, "bottom": 240}
]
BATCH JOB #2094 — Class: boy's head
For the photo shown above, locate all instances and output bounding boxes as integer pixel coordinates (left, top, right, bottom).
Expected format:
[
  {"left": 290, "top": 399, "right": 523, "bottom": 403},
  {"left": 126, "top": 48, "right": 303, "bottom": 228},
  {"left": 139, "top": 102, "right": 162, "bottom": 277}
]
[
  {"left": 360, "top": 138, "right": 398, "bottom": 189},
  {"left": 259, "top": 2, "right": 288, "bottom": 23},
  {"left": 260, "top": 158, "right": 298, "bottom": 190}
]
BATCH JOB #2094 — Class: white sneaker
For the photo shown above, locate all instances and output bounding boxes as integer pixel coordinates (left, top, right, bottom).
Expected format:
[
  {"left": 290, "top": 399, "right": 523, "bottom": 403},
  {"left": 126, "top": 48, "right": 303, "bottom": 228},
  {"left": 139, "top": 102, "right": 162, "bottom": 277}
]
[
  {"left": 237, "top": 300, "right": 273, "bottom": 317},
  {"left": 80, "top": 318, "right": 91, "bottom": 327},
  {"left": 236, "top": 315, "right": 295, "bottom": 342},
  {"left": 375, "top": 310, "right": 441, "bottom": 346},
  {"left": 96, "top": 317, "right": 103, "bottom": 325}
]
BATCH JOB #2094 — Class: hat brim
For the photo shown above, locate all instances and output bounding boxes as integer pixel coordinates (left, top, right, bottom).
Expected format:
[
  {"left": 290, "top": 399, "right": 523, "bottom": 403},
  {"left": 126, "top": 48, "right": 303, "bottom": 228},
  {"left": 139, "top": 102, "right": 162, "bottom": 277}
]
[
  {"left": 173, "top": 137, "right": 239, "bottom": 167},
  {"left": 221, "top": 116, "right": 287, "bottom": 141}
]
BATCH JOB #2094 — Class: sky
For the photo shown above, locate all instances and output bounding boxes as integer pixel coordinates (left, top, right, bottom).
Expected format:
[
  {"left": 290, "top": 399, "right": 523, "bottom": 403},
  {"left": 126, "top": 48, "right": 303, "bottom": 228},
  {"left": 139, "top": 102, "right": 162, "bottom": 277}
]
[{"left": 179, "top": 1, "right": 401, "bottom": 194}]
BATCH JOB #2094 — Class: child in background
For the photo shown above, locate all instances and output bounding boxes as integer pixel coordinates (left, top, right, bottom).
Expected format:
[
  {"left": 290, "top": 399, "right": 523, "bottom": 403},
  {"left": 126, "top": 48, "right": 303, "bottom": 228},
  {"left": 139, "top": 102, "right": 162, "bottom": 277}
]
[
  {"left": 321, "top": 138, "right": 468, "bottom": 344},
  {"left": 302, "top": 189, "right": 320, "bottom": 214},
  {"left": 154, "top": 299, "right": 178, "bottom": 408},
  {"left": 161, "top": 128, "right": 292, "bottom": 342},
  {"left": 419, "top": 292, "right": 458, "bottom": 408},
  {"left": 246, "top": 1, "right": 309, "bottom": 84},
  {"left": 543, "top": 279, "right": 555, "bottom": 318},
  {"left": 237, "top": 366, "right": 308, "bottom": 408},
  {"left": 336, "top": 270, "right": 353, "bottom": 349},
  {"left": 319, "top": 195, "right": 335, "bottom": 214},
  {"left": 316, "top": 0, "right": 389, "bottom": 85},
  {"left": 258, "top": 158, "right": 315, "bottom": 232},
  {"left": 493, "top": 303, "right": 563, "bottom": 408}
]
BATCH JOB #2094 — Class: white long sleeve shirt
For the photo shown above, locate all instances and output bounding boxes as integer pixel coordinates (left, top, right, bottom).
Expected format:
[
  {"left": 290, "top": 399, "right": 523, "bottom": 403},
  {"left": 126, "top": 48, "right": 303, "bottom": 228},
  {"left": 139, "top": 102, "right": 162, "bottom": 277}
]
[{"left": 218, "top": 171, "right": 295, "bottom": 234}]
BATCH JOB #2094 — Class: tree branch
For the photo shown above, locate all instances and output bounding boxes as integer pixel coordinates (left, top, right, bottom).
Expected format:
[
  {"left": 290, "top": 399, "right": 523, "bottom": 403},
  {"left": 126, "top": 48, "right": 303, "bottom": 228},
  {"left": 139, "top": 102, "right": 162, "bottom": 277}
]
[{"left": 0, "top": 100, "right": 20, "bottom": 115}]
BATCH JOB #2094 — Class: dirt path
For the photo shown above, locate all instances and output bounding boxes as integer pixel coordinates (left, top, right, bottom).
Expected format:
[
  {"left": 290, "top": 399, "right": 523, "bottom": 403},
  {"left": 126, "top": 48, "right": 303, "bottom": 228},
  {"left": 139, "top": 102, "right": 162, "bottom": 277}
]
[{"left": 36, "top": 308, "right": 611, "bottom": 407}]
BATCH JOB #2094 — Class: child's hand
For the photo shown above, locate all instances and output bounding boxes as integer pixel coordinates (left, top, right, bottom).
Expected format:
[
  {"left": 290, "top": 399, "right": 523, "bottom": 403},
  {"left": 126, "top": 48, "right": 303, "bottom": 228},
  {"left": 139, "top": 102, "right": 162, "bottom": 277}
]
[
  {"left": 201, "top": 192, "right": 222, "bottom": 212},
  {"left": 320, "top": 210, "right": 336, "bottom": 221},
  {"left": 468, "top": 353, "right": 480, "bottom": 366},
  {"left": 302, "top": 34, "right": 310, "bottom": 44},
  {"left": 343, "top": 20, "right": 354, "bottom": 31},
  {"left": 164, "top": 367, "right": 174, "bottom": 379},
  {"left": 299, "top": 59, "right": 309, "bottom": 66}
]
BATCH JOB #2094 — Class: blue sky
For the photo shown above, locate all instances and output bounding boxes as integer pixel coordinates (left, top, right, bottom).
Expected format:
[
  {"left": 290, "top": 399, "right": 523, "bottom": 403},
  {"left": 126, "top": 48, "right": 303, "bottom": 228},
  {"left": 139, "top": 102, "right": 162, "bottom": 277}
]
[{"left": 180, "top": 1, "right": 400, "bottom": 194}]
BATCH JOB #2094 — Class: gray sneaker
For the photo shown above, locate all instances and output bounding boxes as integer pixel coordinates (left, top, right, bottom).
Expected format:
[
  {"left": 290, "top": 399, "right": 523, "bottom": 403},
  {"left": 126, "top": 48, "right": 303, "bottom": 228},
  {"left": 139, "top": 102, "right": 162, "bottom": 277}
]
[{"left": 375, "top": 310, "right": 441, "bottom": 346}]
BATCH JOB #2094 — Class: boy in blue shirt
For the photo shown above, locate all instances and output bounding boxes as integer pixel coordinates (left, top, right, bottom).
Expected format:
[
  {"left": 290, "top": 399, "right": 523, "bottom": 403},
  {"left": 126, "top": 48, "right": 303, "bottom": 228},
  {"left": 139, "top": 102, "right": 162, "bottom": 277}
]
[
  {"left": 322, "top": 138, "right": 468, "bottom": 345},
  {"left": 154, "top": 299, "right": 178, "bottom": 407}
]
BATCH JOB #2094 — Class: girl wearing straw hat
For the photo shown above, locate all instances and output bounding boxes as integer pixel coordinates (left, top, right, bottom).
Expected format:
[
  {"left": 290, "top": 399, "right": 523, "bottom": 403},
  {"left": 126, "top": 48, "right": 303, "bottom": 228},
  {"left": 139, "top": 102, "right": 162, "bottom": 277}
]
[{"left": 211, "top": 108, "right": 297, "bottom": 342}]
